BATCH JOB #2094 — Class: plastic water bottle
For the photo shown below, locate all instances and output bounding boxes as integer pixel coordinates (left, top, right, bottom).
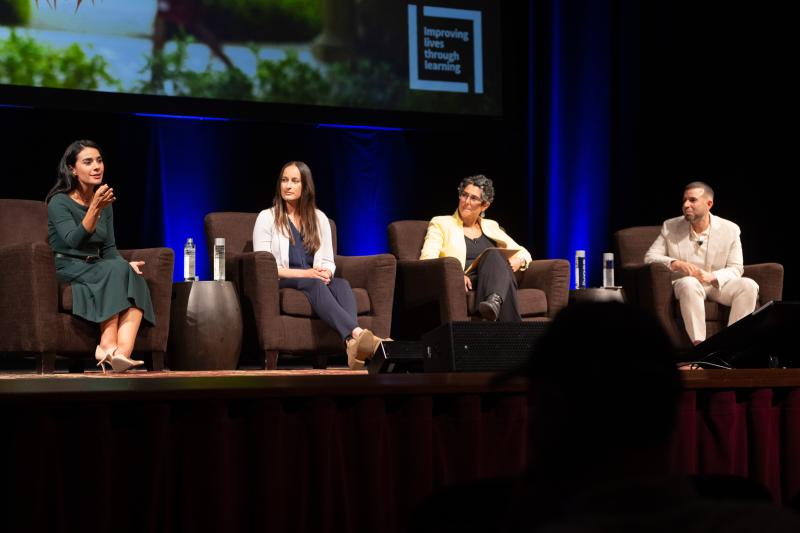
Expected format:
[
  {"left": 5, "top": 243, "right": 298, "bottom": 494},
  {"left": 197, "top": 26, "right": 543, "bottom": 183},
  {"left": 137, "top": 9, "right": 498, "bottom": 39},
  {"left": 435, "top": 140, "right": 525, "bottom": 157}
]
[
  {"left": 213, "top": 237, "right": 226, "bottom": 281},
  {"left": 183, "top": 237, "right": 196, "bottom": 281},
  {"left": 574, "top": 250, "right": 586, "bottom": 289},
  {"left": 602, "top": 252, "right": 615, "bottom": 288}
]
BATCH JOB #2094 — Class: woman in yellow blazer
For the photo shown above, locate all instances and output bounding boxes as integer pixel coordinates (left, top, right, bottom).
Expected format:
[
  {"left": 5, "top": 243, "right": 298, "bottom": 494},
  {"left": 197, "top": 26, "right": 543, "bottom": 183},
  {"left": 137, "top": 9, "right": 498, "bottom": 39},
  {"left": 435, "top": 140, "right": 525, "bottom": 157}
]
[{"left": 420, "top": 175, "right": 532, "bottom": 321}]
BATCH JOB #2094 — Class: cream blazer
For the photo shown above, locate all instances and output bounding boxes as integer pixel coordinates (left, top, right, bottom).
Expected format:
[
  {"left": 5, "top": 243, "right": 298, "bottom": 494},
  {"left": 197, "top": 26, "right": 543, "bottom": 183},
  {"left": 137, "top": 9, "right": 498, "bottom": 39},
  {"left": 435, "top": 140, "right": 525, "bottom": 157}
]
[
  {"left": 252, "top": 207, "right": 337, "bottom": 275},
  {"left": 644, "top": 214, "right": 744, "bottom": 288},
  {"left": 419, "top": 211, "right": 532, "bottom": 270}
]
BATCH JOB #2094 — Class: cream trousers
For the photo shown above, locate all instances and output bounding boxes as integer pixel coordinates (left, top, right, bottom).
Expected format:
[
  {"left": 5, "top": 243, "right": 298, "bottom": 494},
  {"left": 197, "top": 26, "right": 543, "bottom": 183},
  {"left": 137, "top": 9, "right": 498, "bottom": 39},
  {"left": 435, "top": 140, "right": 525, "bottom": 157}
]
[{"left": 673, "top": 276, "right": 759, "bottom": 343}]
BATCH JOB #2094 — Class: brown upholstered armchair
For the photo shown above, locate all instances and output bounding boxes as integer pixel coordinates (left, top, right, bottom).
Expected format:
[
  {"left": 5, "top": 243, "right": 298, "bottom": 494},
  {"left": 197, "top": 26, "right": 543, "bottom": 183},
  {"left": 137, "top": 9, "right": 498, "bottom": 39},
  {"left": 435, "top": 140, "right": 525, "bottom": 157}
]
[
  {"left": 387, "top": 220, "right": 570, "bottom": 340},
  {"left": 0, "top": 199, "right": 174, "bottom": 372},
  {"left": 613, "top": 226, "right": 784, "bottom": 349},
  {"left": 204, "top": 212, "right": 396, "bottom": 369}
]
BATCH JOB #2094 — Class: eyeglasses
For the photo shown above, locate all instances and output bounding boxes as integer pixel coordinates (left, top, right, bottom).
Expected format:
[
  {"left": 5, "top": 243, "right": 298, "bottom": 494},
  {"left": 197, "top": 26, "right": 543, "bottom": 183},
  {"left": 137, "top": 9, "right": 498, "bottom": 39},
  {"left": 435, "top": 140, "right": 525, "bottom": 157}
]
[{"left": 459, "top": 191, "right": 484, "bottom": 205}]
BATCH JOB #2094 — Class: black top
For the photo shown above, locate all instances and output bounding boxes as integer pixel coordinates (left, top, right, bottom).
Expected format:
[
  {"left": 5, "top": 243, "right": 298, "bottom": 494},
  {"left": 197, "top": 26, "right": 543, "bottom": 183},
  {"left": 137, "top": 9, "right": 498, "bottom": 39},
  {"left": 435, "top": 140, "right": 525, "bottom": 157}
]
[
  {"left": 464, "top": 233, "right": 496, "bottom": 271},
  {"left": 288, "top": 220, "right": 314, "bottom": 269}
]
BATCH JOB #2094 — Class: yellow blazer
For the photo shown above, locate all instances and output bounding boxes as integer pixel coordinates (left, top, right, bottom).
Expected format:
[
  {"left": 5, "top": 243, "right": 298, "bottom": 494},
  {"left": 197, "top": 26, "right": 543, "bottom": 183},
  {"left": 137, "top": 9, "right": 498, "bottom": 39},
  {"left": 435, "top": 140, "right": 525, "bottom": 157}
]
[{"left": 419, "top": 211, "right": 532, "bottom": 270}]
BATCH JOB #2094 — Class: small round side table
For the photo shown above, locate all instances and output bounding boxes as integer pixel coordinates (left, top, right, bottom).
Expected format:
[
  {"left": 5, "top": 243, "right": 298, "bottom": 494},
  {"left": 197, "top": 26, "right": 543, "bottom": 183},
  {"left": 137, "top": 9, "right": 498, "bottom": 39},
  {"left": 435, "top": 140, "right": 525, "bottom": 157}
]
[
  {"left": 168, "top": 280, "right": 243, "bottom": 370},
  {"left": 569, "top": 287, "right": 626, "bottom": 305}
]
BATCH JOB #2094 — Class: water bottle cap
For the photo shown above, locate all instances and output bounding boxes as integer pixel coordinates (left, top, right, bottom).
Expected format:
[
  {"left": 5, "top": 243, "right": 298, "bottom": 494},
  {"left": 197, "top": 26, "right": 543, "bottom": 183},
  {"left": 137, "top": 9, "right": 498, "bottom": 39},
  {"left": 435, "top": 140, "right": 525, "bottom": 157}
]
[
  {"left": 603, "top": 252, "right": 614, "bottom": 261},
  {"left": 186, "top": 237, "right": 193, "bottom": 244},
  {"left": 215, "top": 238, "right": 225, "bottom": 246},
  {"left": 575, "top": 250, "right": 586, "bottom": 257}
]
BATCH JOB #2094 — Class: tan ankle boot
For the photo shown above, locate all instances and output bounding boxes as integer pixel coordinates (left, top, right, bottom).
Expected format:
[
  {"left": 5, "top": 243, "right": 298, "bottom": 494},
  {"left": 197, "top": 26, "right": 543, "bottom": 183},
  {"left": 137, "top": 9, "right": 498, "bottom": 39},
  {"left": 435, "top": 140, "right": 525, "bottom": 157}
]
[{"left": 346, "top": 337, "right": 365, "bottom": 369}]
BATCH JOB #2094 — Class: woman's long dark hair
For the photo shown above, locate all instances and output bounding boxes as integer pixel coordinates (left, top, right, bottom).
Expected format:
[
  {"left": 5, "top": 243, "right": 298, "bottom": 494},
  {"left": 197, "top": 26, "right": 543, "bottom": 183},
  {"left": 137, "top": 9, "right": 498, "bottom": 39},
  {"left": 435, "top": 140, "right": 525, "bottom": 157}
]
[
  {"left": 45, "top": 139, "right": 103, "bottom": 203},
  {"left": 272, "top": 161, "right": 321, "bottom": 254}
]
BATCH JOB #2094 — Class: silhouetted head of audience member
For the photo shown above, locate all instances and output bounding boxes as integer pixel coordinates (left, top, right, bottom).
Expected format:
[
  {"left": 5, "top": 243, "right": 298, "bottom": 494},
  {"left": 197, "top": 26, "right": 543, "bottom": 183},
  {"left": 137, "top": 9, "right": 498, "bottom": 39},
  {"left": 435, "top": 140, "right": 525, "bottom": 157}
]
[
  {"left": 405, "top": 302, "right": 800, "bottom": 533},
  {"left": 524, "top": 301, "right": 681, "bottom": 486}
]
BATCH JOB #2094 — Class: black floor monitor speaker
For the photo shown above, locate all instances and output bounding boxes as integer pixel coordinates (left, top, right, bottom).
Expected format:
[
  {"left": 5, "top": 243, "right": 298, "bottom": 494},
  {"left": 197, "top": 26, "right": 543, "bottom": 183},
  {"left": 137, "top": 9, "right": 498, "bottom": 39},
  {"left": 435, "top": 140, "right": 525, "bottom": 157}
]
[
  {"left": 368, "top": 341, "right": 425, "bottom": 374},
  {"left": 693, "top": 301, "right": 800, "bottom": 368},
  {"left": 421, "top": 321, "right": 550, "bottom": 373}
]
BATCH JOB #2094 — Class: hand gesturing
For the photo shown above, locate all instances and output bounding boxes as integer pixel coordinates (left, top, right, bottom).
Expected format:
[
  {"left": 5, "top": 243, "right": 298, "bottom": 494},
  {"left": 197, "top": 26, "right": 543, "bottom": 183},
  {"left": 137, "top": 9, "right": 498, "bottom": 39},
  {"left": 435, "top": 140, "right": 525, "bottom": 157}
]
[{"left": 92, "top": 184, "right": 116, "bottom": 210}]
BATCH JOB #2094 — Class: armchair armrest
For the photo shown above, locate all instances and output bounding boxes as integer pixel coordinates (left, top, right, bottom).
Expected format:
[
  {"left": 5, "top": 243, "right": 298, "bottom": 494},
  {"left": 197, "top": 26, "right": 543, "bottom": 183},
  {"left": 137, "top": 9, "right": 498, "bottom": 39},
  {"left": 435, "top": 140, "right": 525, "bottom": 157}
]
[
  {"left": 120, "top": 247, "right": 174, "bottom": 349},
  {"left": 240, "top": 250, "right": 281, "bottom": 322},
  {"left": 632, "top": 263, "right": 687, "bottom": 347},
  {"left": 336, "top": 254, "right": 396, "bottom": 337},
  {"left": 0, "top": 242, "right": 60, "bottom": 353},
  {"left": 743, "top": 263, "right": 784, "bottom": 304},
  {"left": 396, "top": 257, "right": 468, "bottom": 322},
  {"left": 634, "top": 262, "right": 673, "bottom": 311},
  {"left": 518, "top": 259, "right": 570, "bottom": 318},
  {"left": 617, "top": 265, "right": 641, "bottom": 306}
]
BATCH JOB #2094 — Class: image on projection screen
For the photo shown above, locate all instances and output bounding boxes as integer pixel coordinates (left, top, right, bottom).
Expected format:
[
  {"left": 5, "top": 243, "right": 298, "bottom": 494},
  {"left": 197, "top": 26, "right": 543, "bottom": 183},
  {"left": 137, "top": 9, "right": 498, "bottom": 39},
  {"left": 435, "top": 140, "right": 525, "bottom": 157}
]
[{"left": 0, "top": 0, "right": 502, "bottom": 115}]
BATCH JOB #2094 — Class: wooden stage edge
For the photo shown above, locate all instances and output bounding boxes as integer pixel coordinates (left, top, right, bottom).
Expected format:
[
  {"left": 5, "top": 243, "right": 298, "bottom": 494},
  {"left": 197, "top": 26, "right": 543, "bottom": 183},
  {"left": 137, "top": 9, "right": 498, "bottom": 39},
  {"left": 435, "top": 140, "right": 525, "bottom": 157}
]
[{"left": 4, "top": 368, "right": 800, "bottom": 401}]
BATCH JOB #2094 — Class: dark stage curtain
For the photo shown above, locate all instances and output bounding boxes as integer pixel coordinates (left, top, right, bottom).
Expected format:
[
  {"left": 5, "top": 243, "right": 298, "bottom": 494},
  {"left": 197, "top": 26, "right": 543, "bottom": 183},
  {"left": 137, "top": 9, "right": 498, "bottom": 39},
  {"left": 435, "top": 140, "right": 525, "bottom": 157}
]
[
  {"left": 4, "top": 387, "right": 800, "bottom": 532},
  {"left": 672, "top": 388, "right": 800, "bottom": 505},
  {"left": 1, "top": 393, "right": 528, "bottom": 533}
]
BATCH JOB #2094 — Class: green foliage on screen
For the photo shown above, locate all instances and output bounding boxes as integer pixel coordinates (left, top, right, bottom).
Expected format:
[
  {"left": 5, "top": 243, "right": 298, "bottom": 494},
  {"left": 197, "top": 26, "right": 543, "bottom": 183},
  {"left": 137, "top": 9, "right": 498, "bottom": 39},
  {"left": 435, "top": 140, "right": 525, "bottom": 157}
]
[
  {"left": 326, "top": 60, "right": 404, "bottom": 108},
  {"left": 0, "top": 30, "right": 119, "bottom": 90},
  {"left": 0, "top": 0, "right": 31, "bottom": 25},
  {"left": 2, "top": 29, "right": 492, "bottom": 114},
  {"left": 254, "top": 49, "right": 329, "bottom": 103},
  {"left": 139, "top": 35, "right": 254, "bottom": 100},
  {"left": 137, "top": 35, "right": 406, "bottom": 109},
  {"left": 201, "top": 0, "right": 322, "bottom": 43}
]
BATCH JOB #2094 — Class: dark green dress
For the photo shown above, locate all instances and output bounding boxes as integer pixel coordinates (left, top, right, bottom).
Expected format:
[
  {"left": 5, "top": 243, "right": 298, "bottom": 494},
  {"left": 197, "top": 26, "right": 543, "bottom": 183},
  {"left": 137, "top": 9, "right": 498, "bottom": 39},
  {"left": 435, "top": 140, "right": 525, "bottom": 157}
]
[{"left": 47, "top": 193, "right": 155, "bottom": 326}]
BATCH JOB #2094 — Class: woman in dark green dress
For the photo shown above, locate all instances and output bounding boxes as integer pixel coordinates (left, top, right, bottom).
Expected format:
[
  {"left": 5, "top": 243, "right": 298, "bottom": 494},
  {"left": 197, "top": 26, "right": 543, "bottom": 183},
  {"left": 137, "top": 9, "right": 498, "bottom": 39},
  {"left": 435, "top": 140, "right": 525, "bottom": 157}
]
[{"left": 46, "top": 140, "right": 155, "bottom": 373}]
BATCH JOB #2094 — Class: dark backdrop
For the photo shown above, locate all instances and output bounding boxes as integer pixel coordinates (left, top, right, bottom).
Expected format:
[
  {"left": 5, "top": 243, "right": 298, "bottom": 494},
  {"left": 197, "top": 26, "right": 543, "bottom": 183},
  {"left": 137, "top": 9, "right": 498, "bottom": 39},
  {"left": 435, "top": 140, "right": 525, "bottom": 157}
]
[
  {"left": 614, "top": 0, "right": 797, "bottom": 299},
  {"left": 1, "top": 0, "right": 795, "bottom": 298}
]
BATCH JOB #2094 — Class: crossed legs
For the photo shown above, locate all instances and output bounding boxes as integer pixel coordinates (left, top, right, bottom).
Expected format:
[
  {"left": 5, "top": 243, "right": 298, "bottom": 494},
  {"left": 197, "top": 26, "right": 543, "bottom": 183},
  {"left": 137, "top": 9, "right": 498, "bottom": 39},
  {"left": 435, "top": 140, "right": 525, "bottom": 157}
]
[
  {"left": 673, "top": 276, "right": 759, "bottom": 343},
  {"left": 473, "top": 249, "right": 521, "bottom": 322},
  {"left": 99, "top": 307, "right": 144, "bottom": 357}
]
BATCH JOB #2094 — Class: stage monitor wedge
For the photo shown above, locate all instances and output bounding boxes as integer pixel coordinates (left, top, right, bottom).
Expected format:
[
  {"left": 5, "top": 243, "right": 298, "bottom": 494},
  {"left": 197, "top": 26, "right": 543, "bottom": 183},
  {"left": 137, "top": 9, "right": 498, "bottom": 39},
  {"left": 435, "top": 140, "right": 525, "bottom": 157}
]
[
  {"left": 693, "top": 301, "right": 800, "bottom": 368},
  {"left": 368, "top": 341, "right": 425, "bottom": 374},
  {"left": 421, "top": 321, "right": 549, "bottom": 373}
]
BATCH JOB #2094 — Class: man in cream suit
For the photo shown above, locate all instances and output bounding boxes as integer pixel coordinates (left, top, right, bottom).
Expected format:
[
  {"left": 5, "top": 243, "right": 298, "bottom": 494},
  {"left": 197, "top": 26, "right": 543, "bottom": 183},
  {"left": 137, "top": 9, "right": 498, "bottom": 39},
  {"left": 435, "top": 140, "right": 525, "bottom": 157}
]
[{"left": 644, "top": 182, "right": 759, "bottom": 344}]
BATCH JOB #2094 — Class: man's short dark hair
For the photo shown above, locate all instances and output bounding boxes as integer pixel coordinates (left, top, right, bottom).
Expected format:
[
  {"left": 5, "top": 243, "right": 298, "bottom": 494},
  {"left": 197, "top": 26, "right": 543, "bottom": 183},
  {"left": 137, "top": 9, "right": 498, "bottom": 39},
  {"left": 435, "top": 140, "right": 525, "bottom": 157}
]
[{"left": 685, "top": 181, "right": 714, "bottom": 199}]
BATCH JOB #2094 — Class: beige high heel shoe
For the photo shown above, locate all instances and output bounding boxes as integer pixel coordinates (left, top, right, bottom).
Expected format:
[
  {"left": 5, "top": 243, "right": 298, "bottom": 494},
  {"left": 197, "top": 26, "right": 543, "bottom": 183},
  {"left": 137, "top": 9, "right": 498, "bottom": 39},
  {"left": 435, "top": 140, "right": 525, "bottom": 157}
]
[
  {"left": 110, "top": 351, "right": 145, "bottom": 373},
  {"left": 94, "top": 345, "right": 115, "bottom": 374}
]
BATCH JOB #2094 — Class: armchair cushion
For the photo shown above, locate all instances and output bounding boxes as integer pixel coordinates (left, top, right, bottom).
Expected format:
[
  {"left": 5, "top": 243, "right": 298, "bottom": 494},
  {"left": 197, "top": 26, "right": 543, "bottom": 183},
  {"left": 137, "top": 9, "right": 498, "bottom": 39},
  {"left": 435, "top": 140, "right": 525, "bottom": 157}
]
[
  {"left": 518, "top": 259, "right": 571, "bottom": 317},
  {"left": 518, "top": 289, "right": 549, "bottom": 317},
  {"left": 57, "top": 249, "right": 174, "bottom": 343},
  {"left": 119, "top": 247, "right": 175, "bottom": 351},
  {"left": 59, "top": 283, "right": 72, "bottom": 312},
  {"left": 744, "top": 263, "right": 784, "bottom": 304},
  {"left": 466, "top": 288, "right": 547, "bottom": 317},
  {"left": 280, "top": 287, "right": 371, "bottom": 317}
]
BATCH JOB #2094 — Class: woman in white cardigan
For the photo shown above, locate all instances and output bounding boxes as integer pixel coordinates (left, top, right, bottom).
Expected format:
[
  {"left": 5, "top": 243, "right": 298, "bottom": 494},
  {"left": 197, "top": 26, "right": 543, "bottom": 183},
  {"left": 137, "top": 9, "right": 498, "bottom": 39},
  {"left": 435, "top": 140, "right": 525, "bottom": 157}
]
[{"left": 252, "top": 161, "right": 381, "bottom": 369}]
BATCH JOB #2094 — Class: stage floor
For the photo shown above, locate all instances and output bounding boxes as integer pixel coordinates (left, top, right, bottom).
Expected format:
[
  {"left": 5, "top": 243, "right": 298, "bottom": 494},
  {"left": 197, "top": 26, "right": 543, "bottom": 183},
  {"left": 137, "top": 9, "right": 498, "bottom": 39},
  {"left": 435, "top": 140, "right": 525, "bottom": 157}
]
[
  {"left": 0, "top": 367, "right": 534, "bottom": 401},
  {"left": 3, "top": 366, "right": 800, "bottom": 401}
]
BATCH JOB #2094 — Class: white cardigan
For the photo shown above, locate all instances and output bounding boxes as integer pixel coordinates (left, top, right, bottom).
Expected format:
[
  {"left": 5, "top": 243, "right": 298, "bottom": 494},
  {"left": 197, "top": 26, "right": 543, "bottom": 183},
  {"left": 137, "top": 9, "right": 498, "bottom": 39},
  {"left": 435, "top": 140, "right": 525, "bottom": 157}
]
[{"left": 252, "top": 207, "right": 337, "bottom": 275}]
